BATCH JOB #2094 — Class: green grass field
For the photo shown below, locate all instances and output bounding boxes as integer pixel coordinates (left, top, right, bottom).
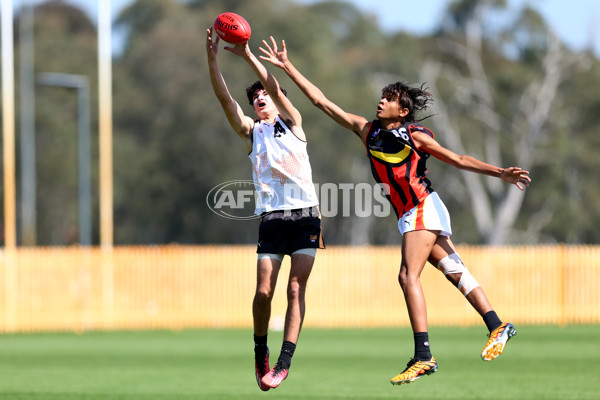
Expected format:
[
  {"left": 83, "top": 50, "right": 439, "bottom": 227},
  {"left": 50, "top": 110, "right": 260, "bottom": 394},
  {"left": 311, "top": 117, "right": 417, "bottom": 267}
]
[{"left": 1, "top": 325, "right": 599, "bottom": 399}]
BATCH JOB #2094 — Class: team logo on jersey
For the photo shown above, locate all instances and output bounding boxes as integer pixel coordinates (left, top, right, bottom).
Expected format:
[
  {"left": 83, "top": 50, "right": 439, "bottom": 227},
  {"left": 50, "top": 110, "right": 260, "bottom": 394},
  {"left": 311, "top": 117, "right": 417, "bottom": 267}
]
[
  {"left": 368, "top": 145, "right": 411, "bottom": 165},
  {"left": 273, "top": 121, "right": 286, "bottom": 138}
]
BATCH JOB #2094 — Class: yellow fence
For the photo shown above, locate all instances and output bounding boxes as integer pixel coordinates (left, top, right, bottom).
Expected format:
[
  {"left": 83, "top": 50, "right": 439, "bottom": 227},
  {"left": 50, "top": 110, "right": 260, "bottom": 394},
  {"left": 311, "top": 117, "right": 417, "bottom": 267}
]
[{"left": 1, "top": 245, "right": 599, "bottom": 332}]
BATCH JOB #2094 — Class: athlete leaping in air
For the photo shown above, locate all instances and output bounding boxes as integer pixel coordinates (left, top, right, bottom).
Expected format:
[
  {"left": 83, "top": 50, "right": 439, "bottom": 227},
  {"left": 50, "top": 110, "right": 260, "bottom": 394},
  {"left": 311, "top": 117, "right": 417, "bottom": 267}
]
[{"left": 259, "top": 36, "right": 530, "bottom": 385}]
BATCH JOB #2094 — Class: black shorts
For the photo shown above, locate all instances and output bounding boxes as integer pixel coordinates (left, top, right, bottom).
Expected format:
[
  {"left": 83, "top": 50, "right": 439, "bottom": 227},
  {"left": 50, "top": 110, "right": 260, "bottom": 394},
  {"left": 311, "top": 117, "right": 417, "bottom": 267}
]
[{"left": 257, "top": 206, "right": 325, "bottom": 255}]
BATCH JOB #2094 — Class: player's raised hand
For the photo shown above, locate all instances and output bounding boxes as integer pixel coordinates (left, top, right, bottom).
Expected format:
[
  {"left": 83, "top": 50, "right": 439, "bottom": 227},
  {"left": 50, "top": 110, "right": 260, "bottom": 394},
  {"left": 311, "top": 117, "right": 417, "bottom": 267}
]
[
  {"left": 259, "top": 36, "right": 288, "bottom": 68},
  {"left": 206, "top": 27, "right": 220, "bottom": 61},
  {"left": 500, "top": 167, "right": 531, "bottom": 190},
  {"left": 223, "top": 41, "right": 250, "bottom": 58}
]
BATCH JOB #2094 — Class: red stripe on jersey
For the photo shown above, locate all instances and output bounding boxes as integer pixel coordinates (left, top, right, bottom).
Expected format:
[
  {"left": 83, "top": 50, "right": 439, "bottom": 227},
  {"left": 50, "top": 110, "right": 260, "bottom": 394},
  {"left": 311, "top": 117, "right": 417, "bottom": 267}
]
[
  {"left": 372, "top": 159, "right": 402, "bottom": 217},
  {"left": 390, "top": 163, "right": 413, "bottom": 207},
  {"left": 364, "top": 122, "right": 373, "bottom": 148},
  {"left": 390, "top": 162, "right": 424, "bottom": 213},
  {"left": 408, "top": 162, "right": 422, "bottom": 208}
]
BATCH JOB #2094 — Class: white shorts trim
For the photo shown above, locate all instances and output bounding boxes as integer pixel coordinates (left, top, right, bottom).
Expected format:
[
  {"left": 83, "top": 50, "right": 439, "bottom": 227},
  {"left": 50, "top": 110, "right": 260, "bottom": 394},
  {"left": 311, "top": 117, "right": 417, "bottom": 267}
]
[
  {"left": 257, "top": 248, "right": 316, "bottom": 262},
  {"left": 398, "top": 192, "right": 452, "bottom": 236},
  {"left": 291, "top": 248, "right": 317, "bottom": 258},
  {"left": 257, "top": 253, "right": 284, "bottom": 262}
]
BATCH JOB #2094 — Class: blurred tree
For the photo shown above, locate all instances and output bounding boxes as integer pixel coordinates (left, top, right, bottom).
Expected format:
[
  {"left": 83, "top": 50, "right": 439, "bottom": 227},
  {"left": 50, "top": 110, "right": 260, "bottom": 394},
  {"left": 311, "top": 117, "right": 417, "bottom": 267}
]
[
  {"left": 113, "top": 0, "right": 396, "bottom": 244},
  {"left": 7, "top": 0, "right": 599, "bottom": 246},
  {"left": 419, "top": 0, "right": 591, "bottom": 244}
]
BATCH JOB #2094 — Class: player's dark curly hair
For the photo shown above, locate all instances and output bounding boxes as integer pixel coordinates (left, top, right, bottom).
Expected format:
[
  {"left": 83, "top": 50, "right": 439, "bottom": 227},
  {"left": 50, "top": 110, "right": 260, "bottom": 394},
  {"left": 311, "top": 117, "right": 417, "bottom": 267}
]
[
  {"left": 382, "top": 82, "right": 433, "bottom": 122},
  {"left": 246, "top": 80, "right": 287, "bottom": 105}
]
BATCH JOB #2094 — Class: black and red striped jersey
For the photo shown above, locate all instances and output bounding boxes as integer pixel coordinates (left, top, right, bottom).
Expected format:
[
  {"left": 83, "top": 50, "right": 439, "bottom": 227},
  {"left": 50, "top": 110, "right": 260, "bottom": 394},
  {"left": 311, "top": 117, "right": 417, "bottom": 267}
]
[{"left": 365, "top": 120, "right": 435, "bottom": 218}]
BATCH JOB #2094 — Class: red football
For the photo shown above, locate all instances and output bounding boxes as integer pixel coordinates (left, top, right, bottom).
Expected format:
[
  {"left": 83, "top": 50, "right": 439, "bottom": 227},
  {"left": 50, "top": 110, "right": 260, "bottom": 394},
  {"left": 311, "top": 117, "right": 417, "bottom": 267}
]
[{"left": 213, "top": 12, "right": 251, "bottom": 44}]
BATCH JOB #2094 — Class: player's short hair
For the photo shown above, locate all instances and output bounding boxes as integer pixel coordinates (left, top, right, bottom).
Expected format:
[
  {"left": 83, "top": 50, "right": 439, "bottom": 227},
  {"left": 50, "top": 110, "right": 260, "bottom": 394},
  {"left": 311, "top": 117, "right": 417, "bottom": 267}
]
[
  {"left": 246, "top": 80, "right": 287, "bottom": 105},
  {"left": 381, "top": 82, "right": 433, "bottom": 122}
]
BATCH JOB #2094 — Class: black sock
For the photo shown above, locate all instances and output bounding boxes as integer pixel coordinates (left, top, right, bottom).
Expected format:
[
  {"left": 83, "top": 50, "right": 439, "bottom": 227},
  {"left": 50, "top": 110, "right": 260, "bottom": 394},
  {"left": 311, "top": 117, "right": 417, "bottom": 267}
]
[
  {"left": 414, "top": 332, "right": 431, "bottom": 361},
  {"left": 254, "top": 334, "right": 268, "bottom": 358},
  {"left": 483, "top": 311, "right": 502, "bottom": 333},
  {"left": 277, "top": 341, "right": 296, "bottom": 369}
]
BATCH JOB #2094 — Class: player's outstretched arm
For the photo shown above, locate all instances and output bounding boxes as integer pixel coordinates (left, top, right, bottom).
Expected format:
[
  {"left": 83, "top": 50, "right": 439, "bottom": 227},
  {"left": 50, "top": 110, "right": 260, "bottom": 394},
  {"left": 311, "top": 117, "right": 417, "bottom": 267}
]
[
  {"left": 259, "top": 36, "right": 370, "bottom": 142},
  {"left": 413, "top": 131, "right": 531, "bottom": 190},
  {"left": 206, "top": 27, "right": 253, "bottom": 151}
]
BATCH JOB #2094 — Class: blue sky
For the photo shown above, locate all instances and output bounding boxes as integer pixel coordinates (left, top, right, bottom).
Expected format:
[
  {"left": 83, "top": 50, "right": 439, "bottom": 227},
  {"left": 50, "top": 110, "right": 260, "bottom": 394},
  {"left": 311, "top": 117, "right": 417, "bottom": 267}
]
[
  {"left": 298, "top": 0, "right": 600, "bottom": 55},
  {"left": 10, "top": 0, "right": 600, "bottom": 55}
]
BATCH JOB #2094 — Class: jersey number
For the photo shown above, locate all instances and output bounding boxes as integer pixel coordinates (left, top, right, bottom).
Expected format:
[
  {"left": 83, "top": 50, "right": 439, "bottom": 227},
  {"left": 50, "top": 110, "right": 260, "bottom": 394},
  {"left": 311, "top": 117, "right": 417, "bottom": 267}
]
[
  {"left": 392, "top": 127, "right": 410, "bottom": 142},
  {"left": 273, "top": 121, "right": 286, "bottom": 138}
]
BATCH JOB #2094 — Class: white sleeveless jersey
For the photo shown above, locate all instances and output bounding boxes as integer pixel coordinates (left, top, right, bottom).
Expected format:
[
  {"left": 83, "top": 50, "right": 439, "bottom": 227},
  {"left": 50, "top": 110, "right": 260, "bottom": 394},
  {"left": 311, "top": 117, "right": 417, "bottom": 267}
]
[{"left": 249, "top": 116, "right": 319, "bottom": 214}]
